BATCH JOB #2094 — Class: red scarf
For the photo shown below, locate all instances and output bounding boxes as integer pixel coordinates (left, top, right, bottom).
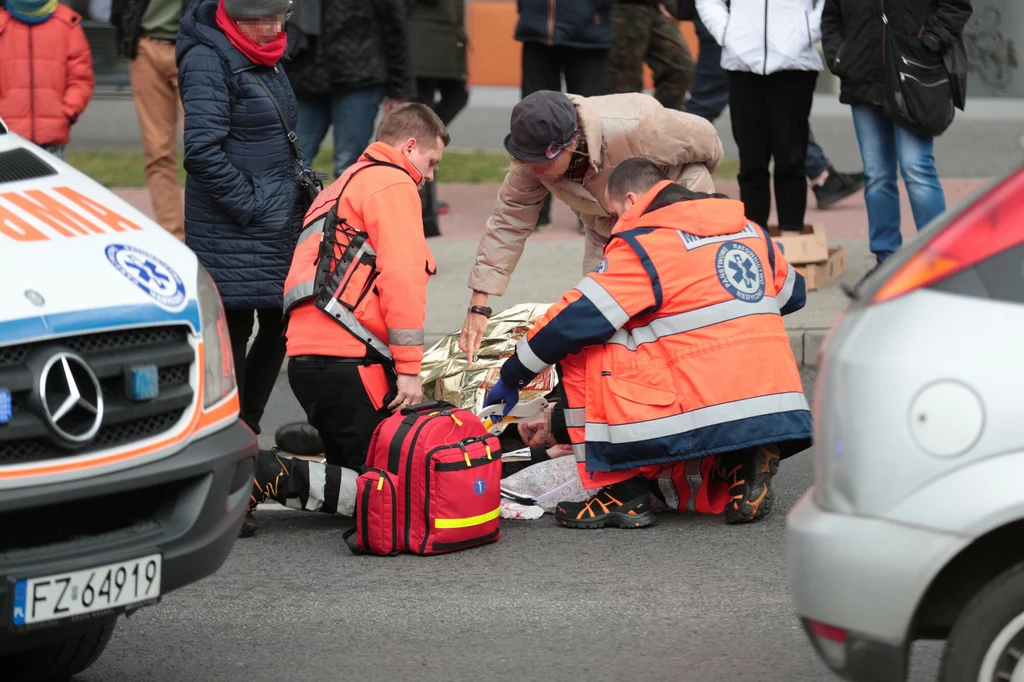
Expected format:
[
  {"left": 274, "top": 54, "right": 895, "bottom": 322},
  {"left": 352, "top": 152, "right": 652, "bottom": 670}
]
[{"left": 215, "top": 0, "right": 287, "bottom": 68}]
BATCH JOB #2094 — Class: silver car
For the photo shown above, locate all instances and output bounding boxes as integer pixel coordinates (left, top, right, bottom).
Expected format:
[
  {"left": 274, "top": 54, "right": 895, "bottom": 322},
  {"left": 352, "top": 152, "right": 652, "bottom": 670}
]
[{"left": 787, "top": 161, "right": 1024, "bottom": 682}]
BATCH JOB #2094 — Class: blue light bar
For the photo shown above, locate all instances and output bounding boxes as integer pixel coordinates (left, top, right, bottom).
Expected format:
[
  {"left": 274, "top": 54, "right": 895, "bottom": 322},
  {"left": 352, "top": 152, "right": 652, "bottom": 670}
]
[
  {"left": 0, "top": 389, "right": 11, "bottom": 425},
  {"left": 127, "top": 365, "right": 159, "bottom": 402}
]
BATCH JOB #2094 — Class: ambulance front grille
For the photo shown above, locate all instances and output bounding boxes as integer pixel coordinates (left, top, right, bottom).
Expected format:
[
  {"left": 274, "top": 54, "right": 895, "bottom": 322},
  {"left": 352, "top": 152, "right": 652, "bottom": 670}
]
[{"left": 0, "top": 325, "right": 196, "bottom": 467}]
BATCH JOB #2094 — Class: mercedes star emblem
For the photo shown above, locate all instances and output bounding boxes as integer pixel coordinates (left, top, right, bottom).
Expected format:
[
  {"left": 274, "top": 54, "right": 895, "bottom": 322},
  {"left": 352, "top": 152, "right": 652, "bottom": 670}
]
[{"left": 38, "top": 352, "right": 104, "bottom": 445}]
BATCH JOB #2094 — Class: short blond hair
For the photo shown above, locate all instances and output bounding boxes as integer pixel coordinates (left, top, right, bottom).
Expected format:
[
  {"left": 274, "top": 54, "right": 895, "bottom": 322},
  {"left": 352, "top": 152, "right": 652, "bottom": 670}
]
[{"left": 375, "top": 103, "right": 451, "bottom": 149}]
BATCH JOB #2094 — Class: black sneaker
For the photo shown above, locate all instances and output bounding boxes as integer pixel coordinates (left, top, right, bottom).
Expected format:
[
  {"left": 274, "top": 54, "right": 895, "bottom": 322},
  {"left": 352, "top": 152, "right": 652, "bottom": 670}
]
[
  {"left": 713, "top": 445, "right": 780, "bottom": 524},
  {"left": 813, "top": 167, "right": 864, "bottom": 210},
  {"left": 555, "top": 476, "right": 656, "bottom": 529},
  {"left": 239, "top": 511, "right": 258, "bottom": 538}
]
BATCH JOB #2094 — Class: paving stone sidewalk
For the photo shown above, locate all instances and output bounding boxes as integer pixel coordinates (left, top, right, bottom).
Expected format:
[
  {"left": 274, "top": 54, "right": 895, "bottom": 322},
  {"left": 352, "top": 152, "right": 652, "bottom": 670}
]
[{"left": 114, "top": 178, "right": 988, "bottom": 367}]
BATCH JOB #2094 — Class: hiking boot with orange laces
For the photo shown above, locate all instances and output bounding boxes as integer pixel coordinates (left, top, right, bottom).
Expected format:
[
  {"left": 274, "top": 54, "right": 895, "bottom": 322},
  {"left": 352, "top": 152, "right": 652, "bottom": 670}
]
[
  {"left": 555, "top": 476, "right": 655, "bottom": 529},
  {"left": 713, "top": 445, "right": 781, "bottom": 524}
]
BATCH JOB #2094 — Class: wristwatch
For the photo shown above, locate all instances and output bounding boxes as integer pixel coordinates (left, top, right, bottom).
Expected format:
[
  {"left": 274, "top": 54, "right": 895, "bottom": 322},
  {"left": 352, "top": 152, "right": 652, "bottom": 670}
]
[{"left": 469, "top": 305, "right": 493, "bottom": 318}]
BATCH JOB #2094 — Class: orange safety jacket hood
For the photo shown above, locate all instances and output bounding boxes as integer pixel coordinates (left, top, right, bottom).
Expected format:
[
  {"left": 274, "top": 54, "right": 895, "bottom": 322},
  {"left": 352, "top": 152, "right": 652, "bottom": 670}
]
[{"left": 500, "top": 181, "right": 811, "bottom": 472}]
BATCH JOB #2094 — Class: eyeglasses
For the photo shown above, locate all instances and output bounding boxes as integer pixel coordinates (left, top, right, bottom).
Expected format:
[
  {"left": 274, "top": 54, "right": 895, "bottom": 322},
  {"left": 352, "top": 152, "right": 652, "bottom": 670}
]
[{"left": 545, "top": 128, "right": 580, "bottom": 160}]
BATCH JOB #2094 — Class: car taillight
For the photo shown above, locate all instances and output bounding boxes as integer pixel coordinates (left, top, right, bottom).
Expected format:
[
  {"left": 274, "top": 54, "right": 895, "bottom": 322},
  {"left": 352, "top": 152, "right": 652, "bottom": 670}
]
[
  {"left": 873, "top": 166, "right": 1024, "bottom": 304},
  {"left": 807, "top": 620, "right": 848, "bottom": 669}
]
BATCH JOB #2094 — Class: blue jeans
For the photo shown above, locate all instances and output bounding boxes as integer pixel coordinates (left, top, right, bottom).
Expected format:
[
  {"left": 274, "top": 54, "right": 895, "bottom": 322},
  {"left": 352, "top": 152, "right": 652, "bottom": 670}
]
[
  {"left": 687, "top": 16, "right": 829, "bottom": 180},
  {"left": 295, "top": 87, "right": 386, "bottom": 178},
  {"left": 805, "top": 129, "right": 829, "bottom": 179},
  {"left": 684, "top": 16, "right": 729, "bottom": 122},
  {"left": 851, "top": 104, "right": 946, "bottom": 261}
]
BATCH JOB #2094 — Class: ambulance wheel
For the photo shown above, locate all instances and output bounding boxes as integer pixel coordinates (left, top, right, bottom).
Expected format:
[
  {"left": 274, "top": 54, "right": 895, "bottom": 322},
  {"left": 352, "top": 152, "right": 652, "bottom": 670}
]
[
  {"left": 940, "top": 561, "right": 1024, "bottom": 682},
  {"left": 2, "top": 618, "right": 116, "bottom": 682}
]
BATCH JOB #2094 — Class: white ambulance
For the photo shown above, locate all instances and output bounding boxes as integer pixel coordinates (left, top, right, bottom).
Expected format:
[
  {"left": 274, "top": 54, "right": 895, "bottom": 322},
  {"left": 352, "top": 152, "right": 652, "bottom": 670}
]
[{"left": 0, "top": 119, "right": 257, "bottom": 680}]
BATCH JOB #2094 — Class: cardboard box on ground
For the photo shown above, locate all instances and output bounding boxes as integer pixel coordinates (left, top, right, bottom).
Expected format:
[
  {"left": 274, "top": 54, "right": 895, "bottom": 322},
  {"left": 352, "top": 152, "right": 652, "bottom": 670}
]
[{"left": 768, "top": 224, "right": 846, "bottom": 291}]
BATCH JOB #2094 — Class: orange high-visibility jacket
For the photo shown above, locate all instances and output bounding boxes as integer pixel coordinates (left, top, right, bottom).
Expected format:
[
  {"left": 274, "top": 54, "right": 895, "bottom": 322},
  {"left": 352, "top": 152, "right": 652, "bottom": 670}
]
[
  {"left": 500, "top": 181, "right": 812, "bottom": 472},
  {"left": 283, "top": 142, "right": 436, "bottom": 376}
]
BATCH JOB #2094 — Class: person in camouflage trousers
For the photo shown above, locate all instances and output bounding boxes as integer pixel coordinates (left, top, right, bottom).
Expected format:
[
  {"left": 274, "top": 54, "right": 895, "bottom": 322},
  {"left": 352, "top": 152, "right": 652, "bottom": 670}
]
[{"left": 607, "top": 0, "right": 695, "bottom": 110}]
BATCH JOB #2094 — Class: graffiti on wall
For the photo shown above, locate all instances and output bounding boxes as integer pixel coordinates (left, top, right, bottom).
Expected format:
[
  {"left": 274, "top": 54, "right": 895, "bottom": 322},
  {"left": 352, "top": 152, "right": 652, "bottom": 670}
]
[{"left": 963, "top": 6, "right": 1019, "bottom": 92}]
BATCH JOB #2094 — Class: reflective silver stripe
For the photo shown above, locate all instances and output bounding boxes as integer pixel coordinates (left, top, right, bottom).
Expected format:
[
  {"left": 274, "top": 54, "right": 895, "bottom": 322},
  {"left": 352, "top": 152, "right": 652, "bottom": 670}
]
[
  {"left": 335, "top": 467, "right": 358, "bottom": 517},
  {"left": 576, "top": 277, "right": 630, "bottom": 329},
  {"left": 573, "top": 443, "right": 587, "bottom": 463},
  {"left": 283, "top": 279, "right": 316, "bottom": 313},
  {"left": 297, "top": 216, "right": 327, "bottom": 247},
  {"left": 564, "top": 408, "right": 586, "bottom": 428},
  {"left": 320, "top": 297, "right": 393, "bottom": 359},
  {"left": 353, "top": 238, "right": 377, "bottom": 258},
  {"left": 516, "top": 337, "right": 550, "bottom": 374},
  {"left": 608, "top": 296, "right": 781, "bottom": 350},
  {"left": 388, "top": 328, "right": 424, "bottom": 346},
  {"left": 676, "top": 222, "right": 759, "bottom": 251},
  {"left": 305, "top": 459, "right": 327, "bottom": 512},
  {"left": 585, "top": 392, "right": 810, "bottom": 444},
  {"left": 657, "top": 468, "right": 680, "bottom": 510},
  {"left": 776, "top": 262, "right": 797, "bottom": 309},
  {"left": 683, "top": 459, "right": 702, "bottom": 513}
]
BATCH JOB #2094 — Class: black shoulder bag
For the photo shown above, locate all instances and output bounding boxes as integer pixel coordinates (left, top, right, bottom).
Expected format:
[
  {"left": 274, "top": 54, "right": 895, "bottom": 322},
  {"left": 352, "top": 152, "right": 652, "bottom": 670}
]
[
  {"left": 253, "top": 73, "right": 325, "bottom": 212},
  {"left": 880, "top": 0, "right": 956, "bottom": 137}
]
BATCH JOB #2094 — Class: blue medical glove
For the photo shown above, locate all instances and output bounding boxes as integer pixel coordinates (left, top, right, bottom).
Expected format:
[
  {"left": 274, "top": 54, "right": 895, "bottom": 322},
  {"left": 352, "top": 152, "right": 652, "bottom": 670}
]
[{"left": 484, "top": 378, "right": 520, "bottom": 416}]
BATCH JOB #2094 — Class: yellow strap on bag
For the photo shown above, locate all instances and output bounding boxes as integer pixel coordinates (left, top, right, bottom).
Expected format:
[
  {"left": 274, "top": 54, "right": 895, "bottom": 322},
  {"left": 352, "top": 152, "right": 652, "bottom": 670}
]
[{"left": 434, "top": 507, "right": 501, "bottom": 529}]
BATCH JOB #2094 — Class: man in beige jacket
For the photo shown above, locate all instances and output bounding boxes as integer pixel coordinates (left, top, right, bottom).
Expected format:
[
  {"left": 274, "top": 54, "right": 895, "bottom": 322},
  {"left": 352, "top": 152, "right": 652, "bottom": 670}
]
[{"left": 459, "top": 90, "right": 725, "bottom": 359}]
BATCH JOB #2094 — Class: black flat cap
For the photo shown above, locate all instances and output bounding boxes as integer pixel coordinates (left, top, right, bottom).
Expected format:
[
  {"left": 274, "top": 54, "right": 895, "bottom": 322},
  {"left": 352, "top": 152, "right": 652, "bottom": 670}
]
[{"left": 503, "top": 91, "right": 578, "bottom": 163}]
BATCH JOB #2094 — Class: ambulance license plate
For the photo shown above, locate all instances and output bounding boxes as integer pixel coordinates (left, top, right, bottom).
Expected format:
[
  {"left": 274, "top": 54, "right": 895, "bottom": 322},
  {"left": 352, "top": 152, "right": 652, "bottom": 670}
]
[{"left": 12, "top": 554, "right": 161, "bottom": 627}]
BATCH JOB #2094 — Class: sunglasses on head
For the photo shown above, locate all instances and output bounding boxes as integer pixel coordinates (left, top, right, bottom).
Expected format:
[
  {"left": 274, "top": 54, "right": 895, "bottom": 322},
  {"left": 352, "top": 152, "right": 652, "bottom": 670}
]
[{"left": 544, "top": 129, "right": 580, "bottom": 160}]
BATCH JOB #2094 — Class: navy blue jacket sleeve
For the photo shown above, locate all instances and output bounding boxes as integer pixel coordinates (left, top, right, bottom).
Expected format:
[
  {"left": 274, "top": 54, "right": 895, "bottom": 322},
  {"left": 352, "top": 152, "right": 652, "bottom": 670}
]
[
  {"left": 179, "top": 48, "right": 258, "bottom": 227},
  {"left": 501, "top": 241, "right": 657, "bottom": 388}
]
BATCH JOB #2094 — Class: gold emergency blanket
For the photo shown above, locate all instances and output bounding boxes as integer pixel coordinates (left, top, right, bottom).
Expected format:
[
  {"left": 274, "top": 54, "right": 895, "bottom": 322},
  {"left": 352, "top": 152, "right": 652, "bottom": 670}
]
[{"left": 420, "top": 303, "right": 559, "bottom": 412}]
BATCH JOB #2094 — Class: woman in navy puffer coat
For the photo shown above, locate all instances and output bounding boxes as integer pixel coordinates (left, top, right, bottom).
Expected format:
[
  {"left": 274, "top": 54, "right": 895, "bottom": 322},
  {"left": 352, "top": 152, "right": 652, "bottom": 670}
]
[{"left": 177, "top": 0, "right": 302, "bottom": 434}]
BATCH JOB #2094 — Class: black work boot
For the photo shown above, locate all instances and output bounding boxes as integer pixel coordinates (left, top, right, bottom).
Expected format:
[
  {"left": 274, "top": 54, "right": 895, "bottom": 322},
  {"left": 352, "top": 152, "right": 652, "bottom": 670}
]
[
  {"left": 239, "top": 449, "right": 292, "bottom": 538},
  {"left": 274, "top": 422, "right": 324, "bottom": 457},
  {"left": 238, "top": 511, "right": 258, "bottom": 538},
  {"left": 712, "top": 445, "right": 781, "bottom": 524},
  {"left": 813, "top": 166, "right": 865, "bottom": 210},
  {"left": 555, "top": 475, "right": 655, "bottom": 529}
]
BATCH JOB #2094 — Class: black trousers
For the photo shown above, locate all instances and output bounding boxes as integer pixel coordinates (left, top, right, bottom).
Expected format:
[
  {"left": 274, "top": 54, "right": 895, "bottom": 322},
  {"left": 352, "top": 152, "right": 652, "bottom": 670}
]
[
  {"left": 521, "top": 42, "right": 609, "bottom": 225},
  {"left": 287, "top": 357, "right": 396, "bottom": 470},
  {"left": 728, "top": 70, "right": 817, "bottom": 231},
  {"left": 225, "top": 308, "right": 287, "bottom": 434},
  {"left": 520, "top": 42, "right": 610, "bottom": 98},
  {"left": 414, "top": 77, "right": 470, "bottom": 237}
]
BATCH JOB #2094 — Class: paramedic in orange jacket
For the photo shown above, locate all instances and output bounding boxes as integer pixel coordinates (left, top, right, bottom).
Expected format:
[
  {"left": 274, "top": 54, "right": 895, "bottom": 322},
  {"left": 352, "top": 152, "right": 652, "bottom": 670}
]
[
  {"left": 485, "top": 158, "right": 812, "bottom": 528},
  {"left": 282, "top": 104, "right": 449, "bottom": 474}
]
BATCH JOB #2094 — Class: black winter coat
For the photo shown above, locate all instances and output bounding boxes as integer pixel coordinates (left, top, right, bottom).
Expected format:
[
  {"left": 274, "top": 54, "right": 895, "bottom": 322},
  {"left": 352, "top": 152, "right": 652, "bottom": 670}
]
[
  {"left": 176, "top": 0, "right": 304, "bottom": 310},
  {"left": 821, "top": 0, "right": 972, "bottom": 107},
  {"left": 514, "top": 0, "right": 613, "bottom": 50},
  {"left": 284, "top": 0, "right": 414, "bottom": 100},
  {"left": 409, "top": 0, "right": 467, "bottom": 81},
  {"left": 111, "top": 0, "right": 194, "bottom": 59}
]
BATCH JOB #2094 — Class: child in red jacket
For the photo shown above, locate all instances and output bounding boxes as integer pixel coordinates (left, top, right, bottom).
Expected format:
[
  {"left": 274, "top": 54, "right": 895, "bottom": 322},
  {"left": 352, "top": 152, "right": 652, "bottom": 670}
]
[{"left": 0, "top": 0, "right": 95, "bottom": 160}]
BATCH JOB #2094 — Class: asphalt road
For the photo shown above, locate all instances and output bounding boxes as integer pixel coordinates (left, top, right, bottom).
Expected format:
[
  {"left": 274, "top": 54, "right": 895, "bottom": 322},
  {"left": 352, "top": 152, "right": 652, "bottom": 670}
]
[{"left": 77, "top": 369, "right": 947, "bottom": 682}]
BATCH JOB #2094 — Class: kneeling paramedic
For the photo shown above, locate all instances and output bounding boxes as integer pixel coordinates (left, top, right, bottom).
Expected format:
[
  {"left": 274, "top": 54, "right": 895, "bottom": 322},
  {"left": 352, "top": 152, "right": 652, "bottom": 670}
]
[
  {"left": 242, "top": 103, "right": 450, "bottom": 537},
  {"left": 485, "top": 158, "right": 813, "bottom": 528}
]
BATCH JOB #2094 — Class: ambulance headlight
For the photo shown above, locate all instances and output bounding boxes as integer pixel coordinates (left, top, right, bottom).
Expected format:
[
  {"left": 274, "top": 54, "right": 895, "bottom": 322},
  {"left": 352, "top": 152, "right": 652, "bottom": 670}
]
[{"left": 196, "top": 265, "right": 237, "bottom": 409}]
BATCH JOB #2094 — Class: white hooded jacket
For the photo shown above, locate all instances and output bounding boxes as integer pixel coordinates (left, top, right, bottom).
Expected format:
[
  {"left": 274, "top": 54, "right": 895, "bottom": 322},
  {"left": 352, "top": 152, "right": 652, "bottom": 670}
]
[{"left": 696, "top": 0, "right": 824, "bottom": 75}]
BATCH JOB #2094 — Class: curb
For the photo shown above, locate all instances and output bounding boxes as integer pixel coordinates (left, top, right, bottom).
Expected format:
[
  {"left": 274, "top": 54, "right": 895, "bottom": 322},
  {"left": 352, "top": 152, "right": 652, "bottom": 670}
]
[{"left": 787, "top": 329, "right": 830, "bottom": 370}]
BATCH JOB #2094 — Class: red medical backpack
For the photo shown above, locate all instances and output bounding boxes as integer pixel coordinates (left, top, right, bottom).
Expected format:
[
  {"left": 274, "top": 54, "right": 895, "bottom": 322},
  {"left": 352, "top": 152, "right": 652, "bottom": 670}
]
[{"left": 345, "top": 401, "right": 503, "bottom": 556}]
